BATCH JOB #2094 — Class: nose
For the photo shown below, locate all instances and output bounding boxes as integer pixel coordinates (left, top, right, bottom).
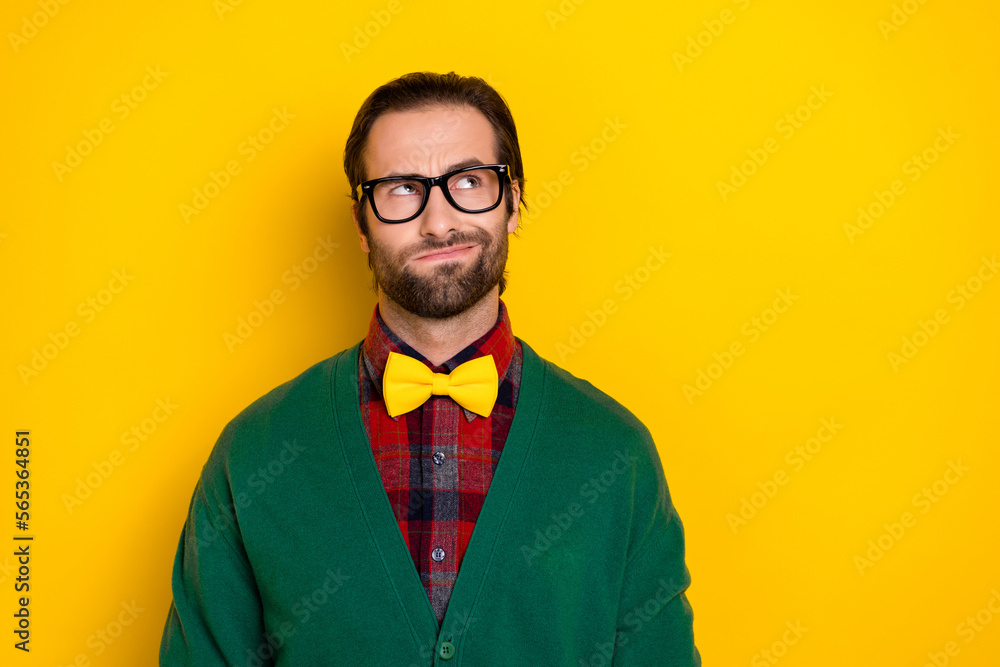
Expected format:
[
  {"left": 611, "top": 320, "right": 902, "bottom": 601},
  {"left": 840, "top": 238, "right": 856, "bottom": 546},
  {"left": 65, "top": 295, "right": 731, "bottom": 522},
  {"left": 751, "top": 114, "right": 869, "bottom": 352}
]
[{"left": 418, "top": 183, "right": 461, "bottom": 238}]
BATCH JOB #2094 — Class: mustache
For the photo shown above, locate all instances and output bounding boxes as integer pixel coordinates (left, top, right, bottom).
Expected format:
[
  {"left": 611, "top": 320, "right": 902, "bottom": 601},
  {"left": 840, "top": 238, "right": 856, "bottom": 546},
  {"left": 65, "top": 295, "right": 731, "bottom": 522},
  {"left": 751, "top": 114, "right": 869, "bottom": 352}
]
[{"left": 405, "top": 230, "right": 490, "bottom": 256}]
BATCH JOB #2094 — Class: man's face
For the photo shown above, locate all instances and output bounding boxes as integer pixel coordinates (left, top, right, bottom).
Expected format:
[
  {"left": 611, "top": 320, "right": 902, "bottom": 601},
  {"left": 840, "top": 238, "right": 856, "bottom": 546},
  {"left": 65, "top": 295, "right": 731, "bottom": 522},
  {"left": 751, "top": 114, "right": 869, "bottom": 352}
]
[{"left": 352, "top": 104, "right": 520, "bottom": 319}]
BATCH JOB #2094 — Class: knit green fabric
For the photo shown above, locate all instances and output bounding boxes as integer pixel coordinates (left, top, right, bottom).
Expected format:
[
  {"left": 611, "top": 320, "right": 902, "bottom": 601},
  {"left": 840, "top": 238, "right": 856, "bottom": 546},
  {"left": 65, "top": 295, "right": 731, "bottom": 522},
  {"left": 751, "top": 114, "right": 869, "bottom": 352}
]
[{"left": 160, "top": 339, "right": 700, "bottom": 666}]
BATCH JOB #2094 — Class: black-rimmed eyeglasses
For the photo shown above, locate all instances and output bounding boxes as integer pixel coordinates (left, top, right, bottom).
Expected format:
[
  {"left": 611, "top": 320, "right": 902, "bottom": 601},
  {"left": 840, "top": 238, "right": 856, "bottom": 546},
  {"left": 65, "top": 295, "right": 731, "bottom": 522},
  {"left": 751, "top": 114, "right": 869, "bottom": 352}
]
[{"left": 356, "top": 164, "right": 511, "bottom": 224}]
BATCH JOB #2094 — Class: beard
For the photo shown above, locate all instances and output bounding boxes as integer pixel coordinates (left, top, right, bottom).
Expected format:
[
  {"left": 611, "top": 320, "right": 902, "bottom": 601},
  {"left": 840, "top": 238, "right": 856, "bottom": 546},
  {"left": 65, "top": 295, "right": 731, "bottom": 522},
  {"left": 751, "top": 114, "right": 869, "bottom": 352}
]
[{"left": 368, "top": 222, "right": 509, "bottom": 319}]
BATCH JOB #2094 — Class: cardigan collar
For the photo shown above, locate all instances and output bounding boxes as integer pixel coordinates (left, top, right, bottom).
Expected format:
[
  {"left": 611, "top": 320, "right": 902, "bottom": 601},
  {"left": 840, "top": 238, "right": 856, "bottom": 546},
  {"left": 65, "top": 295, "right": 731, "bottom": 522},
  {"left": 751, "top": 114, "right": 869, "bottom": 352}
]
[
  {"left": 333, "top": 336, "right": 545, "bottom": 639},
  {"left": 360, "top": 298, "right": 517, "bottom": 422}
]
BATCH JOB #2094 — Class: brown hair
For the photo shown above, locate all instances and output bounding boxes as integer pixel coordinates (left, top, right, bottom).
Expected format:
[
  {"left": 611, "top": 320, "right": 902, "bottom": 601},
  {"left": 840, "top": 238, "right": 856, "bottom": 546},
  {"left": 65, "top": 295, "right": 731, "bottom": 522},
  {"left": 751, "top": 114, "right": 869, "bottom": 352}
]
[{"left": 343, "top": 71, "right": 528, "bottom": 239}]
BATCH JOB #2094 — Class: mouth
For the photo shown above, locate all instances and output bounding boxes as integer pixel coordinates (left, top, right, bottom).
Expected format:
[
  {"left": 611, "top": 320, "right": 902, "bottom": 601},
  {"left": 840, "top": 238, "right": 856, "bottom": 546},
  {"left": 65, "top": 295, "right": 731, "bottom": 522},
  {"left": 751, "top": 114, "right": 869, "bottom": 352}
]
[{"left": 413, "top": 243, "right": 478, "bottom": 261}]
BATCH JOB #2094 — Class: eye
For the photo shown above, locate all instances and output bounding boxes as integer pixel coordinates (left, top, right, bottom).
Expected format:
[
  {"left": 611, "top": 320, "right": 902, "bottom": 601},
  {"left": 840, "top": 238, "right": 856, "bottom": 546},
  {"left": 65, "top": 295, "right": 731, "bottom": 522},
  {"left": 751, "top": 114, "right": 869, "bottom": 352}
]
[
  {"left": 454, "top": 176, "right": 481, "bottom": 189},
  {"left": 387, "top": 181, "right": 420, "bottom": 196}
]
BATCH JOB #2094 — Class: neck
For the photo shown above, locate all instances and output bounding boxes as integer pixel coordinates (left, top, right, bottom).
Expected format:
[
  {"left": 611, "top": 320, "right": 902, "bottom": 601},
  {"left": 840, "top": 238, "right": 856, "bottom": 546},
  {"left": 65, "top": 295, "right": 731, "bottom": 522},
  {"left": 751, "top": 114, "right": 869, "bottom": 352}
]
[{"left": 377, "top": 288, "right": 501, "bottom": 366}]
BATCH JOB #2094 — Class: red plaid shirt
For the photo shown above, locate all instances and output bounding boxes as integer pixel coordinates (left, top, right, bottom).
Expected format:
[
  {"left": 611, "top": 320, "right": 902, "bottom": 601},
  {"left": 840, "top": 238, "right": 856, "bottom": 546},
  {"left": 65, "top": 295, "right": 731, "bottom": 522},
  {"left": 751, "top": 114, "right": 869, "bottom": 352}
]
[{"left": 358, "top": 299, "right": 522, "bottom": 624}]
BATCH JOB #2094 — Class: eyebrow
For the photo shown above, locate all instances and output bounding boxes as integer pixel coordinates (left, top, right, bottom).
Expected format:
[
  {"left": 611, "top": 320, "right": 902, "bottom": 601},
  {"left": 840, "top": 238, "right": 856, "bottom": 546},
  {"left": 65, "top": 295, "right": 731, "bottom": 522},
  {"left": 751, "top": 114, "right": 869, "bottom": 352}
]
[{"left": 382, "top": 158, "right": 485, "bottom": 179}]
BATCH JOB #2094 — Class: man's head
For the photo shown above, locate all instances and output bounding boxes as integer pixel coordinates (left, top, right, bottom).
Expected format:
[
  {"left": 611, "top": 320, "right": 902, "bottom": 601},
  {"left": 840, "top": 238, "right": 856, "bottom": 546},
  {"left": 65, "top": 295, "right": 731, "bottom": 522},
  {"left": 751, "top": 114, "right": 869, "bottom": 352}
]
[{"left": 343, "top": 72, "right": 528, "bottom": 318}]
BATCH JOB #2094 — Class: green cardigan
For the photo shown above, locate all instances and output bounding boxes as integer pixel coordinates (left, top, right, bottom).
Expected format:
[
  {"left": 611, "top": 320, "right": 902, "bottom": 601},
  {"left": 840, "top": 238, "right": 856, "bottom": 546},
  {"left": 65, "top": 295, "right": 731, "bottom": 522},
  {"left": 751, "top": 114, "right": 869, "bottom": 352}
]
[{"left": 159, "top": 339, "right": 699, "bottom": 666}]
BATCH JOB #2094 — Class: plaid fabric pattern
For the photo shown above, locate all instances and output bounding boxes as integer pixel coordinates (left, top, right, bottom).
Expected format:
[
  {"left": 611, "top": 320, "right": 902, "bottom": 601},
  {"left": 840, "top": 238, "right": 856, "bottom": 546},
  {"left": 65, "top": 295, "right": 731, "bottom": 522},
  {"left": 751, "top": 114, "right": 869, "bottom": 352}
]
[{"left": 359, "top": 299, "right": 522, "bottom": 624}]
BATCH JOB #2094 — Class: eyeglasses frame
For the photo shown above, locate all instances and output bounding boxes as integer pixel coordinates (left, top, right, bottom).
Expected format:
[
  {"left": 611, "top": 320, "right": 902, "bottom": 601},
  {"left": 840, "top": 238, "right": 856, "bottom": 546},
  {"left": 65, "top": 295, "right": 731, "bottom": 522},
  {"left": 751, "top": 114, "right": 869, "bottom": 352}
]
[{"left": 356, "top": 164, "right": 512, "bottom": 224}]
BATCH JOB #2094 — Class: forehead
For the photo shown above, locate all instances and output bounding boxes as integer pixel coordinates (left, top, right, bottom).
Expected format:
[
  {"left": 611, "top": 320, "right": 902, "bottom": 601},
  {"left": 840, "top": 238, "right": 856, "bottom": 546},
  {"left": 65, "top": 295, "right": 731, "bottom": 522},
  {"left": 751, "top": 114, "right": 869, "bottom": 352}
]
[{"left": 364, "top": 105, "right": 497, "bottom": 177}]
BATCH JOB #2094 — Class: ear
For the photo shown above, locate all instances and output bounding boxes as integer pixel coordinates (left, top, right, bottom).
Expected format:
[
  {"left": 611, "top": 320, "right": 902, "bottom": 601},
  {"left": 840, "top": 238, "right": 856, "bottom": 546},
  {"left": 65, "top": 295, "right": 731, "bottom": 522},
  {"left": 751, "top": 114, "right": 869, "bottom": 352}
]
[
  {"left": 507, "top": 178, "right": 521, "bottom": 234},
  {"left": 351, "top": 202, "right": 371, "bottom": 253}
]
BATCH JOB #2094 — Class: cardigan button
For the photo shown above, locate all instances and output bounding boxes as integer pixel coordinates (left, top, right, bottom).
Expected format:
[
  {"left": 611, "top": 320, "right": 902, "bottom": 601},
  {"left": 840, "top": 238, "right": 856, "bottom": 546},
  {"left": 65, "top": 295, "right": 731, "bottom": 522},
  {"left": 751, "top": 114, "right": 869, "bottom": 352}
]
[{"left": 439, "top": 640, "right": 455, "bottom": 660}]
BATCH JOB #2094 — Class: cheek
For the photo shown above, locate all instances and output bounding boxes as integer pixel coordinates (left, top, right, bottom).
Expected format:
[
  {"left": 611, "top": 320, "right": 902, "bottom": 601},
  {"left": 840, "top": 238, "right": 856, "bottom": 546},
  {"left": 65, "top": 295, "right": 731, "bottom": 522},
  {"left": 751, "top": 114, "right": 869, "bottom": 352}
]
[{"left": 372, "top": 228, "right": 416, "bottom": 259}]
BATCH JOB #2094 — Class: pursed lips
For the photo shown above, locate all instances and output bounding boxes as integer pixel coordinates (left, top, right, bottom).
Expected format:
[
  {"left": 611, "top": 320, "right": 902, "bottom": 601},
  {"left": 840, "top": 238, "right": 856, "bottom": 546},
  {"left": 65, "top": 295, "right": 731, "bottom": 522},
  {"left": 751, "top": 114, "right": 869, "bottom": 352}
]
[{"left": 413, "top": 244, "right": 478, "bottom": 261}]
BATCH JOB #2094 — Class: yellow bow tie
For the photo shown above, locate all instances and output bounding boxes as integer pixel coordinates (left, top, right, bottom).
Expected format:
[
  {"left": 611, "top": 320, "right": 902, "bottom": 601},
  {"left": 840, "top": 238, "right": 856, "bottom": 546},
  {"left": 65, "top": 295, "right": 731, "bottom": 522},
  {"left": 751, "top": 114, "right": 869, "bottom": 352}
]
[{"left": 382, "top": 351, "right": 498, "bottom": 418}]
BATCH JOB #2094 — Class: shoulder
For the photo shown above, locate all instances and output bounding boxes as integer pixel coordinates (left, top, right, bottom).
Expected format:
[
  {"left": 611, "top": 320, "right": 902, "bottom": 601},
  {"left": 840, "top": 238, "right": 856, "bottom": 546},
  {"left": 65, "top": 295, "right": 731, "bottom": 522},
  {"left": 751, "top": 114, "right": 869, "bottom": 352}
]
[
  {"left": 522, "top": 339, "right": 652, "bottom": 440},
  {"left": 520, "top": 339, "right": 661, "bottom": 470},
  {"left": 520, "top": 339, "right": 673, "bottom": 518},
  {"left": 202, "top": 343, "right": 358, "bottom": 476}
]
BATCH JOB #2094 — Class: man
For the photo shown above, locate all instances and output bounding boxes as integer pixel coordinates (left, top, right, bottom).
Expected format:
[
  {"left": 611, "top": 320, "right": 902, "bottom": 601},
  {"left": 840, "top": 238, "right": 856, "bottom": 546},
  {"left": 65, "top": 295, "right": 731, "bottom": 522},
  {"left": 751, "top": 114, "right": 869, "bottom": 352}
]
[{"left": 160, "top": 71, "right": 699, "bottom": 666}]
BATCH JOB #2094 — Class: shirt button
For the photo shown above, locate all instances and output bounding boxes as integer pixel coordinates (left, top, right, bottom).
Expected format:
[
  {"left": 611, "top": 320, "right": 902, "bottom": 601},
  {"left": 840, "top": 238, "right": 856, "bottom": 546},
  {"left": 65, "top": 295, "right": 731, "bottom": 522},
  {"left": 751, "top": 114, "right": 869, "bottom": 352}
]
[
  {"left": 433, "top": 451, "right": 445, "bottom": 465},
  {"left": 439, "top": 640, "right": 455, "bottom": 660},
  {"left": 431, "top": 547, "right": 445, "bottom": 561}
]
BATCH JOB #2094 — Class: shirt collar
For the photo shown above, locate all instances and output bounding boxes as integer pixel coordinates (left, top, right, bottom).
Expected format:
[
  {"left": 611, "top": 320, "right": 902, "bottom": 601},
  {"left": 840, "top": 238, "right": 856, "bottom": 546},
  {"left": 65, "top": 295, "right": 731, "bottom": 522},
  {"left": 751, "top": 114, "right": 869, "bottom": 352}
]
[{"left": 361, "top": 299, "right": 517, "bottom": 422}]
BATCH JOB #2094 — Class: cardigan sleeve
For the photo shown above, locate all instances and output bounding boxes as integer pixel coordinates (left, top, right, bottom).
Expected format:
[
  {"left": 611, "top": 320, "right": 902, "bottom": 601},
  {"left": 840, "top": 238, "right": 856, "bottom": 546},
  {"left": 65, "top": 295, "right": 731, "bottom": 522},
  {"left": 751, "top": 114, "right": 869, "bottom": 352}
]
[
  {"left": 159, "top": 474, "right": 271, "bottom": 666},
  {"left": 612, "top": 436, "right": 700, "bottom": 666}
]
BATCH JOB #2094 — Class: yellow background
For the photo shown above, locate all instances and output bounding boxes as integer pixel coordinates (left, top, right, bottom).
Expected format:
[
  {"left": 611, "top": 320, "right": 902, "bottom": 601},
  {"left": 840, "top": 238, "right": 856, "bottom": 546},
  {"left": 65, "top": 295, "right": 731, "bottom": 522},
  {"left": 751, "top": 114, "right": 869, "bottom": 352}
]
[{"left": 3, "top": 0, "right": 998, "bottom": 664}]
